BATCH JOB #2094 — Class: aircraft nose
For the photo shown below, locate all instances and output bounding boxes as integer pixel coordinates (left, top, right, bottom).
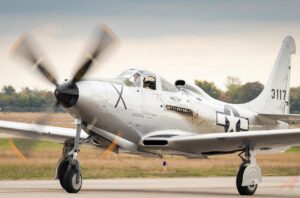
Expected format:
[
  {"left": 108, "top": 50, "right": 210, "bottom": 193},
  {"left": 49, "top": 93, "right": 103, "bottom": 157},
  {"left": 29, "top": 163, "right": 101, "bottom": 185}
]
[{"left": 54, "top": 82, "right": 79, "bottom": 108}]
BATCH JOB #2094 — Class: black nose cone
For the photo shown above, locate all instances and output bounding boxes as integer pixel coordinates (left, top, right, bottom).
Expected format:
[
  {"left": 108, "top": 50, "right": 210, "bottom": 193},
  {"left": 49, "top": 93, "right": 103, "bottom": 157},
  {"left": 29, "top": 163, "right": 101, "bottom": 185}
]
[{"left": 54, "top": 82, "right": 79, "bottom": 108}]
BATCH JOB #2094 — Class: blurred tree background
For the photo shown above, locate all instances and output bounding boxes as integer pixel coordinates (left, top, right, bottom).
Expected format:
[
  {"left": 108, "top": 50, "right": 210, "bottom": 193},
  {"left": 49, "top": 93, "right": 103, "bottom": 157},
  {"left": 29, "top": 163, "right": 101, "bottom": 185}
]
[
  {"left": 290, "top": 87, "right": 300, "bottom": 113},
  {"left": 0, "top": 85, "right": 61, "bottom": 112},
  {"left": 0, "top": 77, "right": 299, "bottom": 113}
]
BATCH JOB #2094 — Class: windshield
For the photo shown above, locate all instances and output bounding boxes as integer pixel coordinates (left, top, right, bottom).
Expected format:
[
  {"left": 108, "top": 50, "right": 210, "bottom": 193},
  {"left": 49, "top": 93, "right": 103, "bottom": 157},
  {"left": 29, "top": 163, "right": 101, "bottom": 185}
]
[{"left": 117, "top": 70, "right": 141, "bottom": 87}]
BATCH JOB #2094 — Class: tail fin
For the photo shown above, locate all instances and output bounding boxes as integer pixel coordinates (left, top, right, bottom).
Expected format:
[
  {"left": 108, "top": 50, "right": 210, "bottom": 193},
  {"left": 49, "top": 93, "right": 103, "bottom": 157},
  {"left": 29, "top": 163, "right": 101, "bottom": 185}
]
[{"left": 245, "top": 36, "right": 296, "bottom": 114}]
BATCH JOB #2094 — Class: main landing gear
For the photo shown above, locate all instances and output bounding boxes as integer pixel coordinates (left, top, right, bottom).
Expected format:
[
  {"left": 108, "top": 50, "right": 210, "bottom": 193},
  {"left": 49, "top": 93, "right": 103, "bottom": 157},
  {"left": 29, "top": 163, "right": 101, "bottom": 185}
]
[
  {"left": 236, "top": 146, "right": 262, "bottom": 196},
  {"left": 56, "top": 119, "right": 83, "bottom": 193}
]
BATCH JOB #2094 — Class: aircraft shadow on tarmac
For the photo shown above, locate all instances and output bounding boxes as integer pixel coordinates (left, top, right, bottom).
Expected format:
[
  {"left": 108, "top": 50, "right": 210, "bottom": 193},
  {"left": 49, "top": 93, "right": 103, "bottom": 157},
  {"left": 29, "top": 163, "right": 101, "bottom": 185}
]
[
  {"left": 83, "top": 188, "right": 294, "bottom": 198},
  {"left": 0, "top": 187, "right": 298, "bottom": 198}
]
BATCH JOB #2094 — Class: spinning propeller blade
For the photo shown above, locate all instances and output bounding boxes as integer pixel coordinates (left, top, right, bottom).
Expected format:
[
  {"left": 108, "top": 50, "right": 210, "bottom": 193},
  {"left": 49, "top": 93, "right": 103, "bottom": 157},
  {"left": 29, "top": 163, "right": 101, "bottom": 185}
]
[
  {"left": 99, "top": 131, "right": 121, "bottom": 159},
  {"left": 8, "top": 139, "right": 27, "bottom": 161},
  {"left": 35, "top": 101, "right": 59, "bottom": 125},
  {"left": 10, "top": 34, "right": 59, "bottom": 87},
  {"left": 72, "top": 25, "right": 118, "bottom": 83}
]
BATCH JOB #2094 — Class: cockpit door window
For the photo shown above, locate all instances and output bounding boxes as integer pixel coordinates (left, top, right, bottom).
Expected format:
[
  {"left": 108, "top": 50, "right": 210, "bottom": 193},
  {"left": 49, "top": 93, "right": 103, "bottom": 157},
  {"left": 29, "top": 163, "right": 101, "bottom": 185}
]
[{"left": 143, "top": 76, "right": 156, "bottom": 90}]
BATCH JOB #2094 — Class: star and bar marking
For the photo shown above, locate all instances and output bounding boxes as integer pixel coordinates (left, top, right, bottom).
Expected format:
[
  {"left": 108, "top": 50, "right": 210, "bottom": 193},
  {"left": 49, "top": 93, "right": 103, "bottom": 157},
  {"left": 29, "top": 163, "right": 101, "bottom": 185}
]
[{"left": 216, "top": 105, "right": 249, "bottom": 132}]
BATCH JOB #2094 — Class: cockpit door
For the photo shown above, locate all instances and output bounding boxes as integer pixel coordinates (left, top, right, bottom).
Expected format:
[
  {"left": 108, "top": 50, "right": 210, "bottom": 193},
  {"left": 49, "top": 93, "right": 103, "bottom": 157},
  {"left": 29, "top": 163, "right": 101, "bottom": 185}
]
[
  {"left": 124, "top": 72, "right": 142, "bottom": 111},
  {"left": 142, "top": 75, "right": 162, "bottom": 116}
]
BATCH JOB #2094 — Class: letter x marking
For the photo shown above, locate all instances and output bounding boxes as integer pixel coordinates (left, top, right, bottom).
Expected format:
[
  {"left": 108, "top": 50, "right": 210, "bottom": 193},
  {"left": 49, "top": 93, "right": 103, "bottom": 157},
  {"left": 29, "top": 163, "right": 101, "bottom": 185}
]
[{"left": 111, "top": 84, "right": 127, "bottom": 110}]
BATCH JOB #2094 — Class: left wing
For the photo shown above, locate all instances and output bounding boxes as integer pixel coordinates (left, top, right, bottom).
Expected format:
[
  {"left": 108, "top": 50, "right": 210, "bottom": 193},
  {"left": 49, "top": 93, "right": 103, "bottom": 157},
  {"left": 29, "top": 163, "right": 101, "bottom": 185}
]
[
  {"left": 140, "top": 128, "right": 300, "bottom": 155},
  {"left": 0, "top": 120, "right": 88, "bottom": 143}
]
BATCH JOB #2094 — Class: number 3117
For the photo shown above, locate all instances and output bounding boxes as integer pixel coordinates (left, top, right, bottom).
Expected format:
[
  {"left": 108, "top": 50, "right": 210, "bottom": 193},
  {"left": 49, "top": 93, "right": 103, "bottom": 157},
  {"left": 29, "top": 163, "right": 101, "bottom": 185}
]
[{"left": 271, "top": 89, "right": 286, "bottom": 100}]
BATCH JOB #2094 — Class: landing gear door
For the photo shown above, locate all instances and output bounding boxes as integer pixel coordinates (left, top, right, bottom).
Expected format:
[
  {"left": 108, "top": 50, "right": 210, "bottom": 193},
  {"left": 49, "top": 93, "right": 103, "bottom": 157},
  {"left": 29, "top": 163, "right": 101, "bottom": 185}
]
[{"left": 142, "top": 75, "right": 162, "bottom": 116}]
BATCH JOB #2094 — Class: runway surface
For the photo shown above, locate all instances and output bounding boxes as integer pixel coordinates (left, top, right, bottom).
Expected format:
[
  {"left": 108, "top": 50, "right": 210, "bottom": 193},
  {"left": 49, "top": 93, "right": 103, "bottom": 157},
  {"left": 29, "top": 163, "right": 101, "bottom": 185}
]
[{"left": 0, "top": 176, "right": 299, "bottom": 198}]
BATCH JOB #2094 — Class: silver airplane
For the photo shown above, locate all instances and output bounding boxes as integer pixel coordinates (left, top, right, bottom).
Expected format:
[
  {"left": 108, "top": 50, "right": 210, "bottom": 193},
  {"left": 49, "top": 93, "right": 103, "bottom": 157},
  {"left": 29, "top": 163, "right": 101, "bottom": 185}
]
[{"left": 1, "top": 26, "right": 300, "bottom": 196}]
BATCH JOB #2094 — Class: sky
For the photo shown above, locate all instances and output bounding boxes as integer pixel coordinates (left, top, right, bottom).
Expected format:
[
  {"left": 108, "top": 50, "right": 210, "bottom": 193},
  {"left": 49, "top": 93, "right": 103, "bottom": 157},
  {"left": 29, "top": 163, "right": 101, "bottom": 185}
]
[{"left": 0, "top": 0, "right": 300, "bottom": 91}]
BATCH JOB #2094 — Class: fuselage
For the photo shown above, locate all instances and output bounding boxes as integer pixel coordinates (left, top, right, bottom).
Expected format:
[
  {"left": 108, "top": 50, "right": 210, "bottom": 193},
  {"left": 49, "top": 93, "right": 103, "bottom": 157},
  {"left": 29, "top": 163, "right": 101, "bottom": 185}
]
[{"left": 63, "top": 69, "right": 289, "bottom": 148}]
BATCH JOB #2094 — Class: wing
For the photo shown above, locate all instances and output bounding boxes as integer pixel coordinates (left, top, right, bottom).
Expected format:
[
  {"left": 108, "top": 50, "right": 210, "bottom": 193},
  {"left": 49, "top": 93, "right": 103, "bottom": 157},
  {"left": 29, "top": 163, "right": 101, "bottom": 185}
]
[
  {"left": 140, "top": 128, "right": 300, "bottom": 156},
  {"left": 0, "top": 120, "right": 88, "bottom": 143},
  {"left": 257, "top": 113, "right": 300, "bottom": 124}
]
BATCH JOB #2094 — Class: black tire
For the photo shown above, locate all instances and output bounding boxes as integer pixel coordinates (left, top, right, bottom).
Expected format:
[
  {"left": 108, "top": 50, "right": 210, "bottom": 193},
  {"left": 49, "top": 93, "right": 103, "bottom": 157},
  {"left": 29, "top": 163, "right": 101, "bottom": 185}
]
[
  {"left": 63, "top": 166, "right": 82, "bottom": 193},
  {"left": 58, "top": 160, "right": 69, "bottom": 189},
  {"left": 236, "top": 165, "right": 258, "bottom": 195}
]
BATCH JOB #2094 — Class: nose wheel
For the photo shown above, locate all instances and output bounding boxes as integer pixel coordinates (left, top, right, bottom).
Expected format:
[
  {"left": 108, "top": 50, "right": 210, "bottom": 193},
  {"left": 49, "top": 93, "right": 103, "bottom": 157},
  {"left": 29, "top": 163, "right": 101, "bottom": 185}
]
[
  {"left": 63, "top": 159, "right": 82, "bottom": 193},
  {"left": 57, "top": 158, "right": 69, "bottom": 189},
  {"left": 56, "top": 119, "right": 83, "bottom": 193}
]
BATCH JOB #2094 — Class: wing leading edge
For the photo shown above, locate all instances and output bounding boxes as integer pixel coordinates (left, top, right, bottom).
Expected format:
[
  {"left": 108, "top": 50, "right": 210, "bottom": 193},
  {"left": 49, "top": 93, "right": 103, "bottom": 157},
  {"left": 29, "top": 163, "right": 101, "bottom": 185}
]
[
  {"left": 140, "top": 128, "right": 300, "bottom": 155},
  {"left": 0, "top": 120, "right": 88, "bottom": 143}
]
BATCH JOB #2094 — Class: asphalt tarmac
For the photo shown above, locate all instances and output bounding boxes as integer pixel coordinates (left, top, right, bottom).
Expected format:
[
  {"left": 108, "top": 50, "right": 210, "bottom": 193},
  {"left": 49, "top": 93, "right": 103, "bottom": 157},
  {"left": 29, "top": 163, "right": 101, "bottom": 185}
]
[{"left": 0, "top": 177, "right": 299, "bottom": 198}]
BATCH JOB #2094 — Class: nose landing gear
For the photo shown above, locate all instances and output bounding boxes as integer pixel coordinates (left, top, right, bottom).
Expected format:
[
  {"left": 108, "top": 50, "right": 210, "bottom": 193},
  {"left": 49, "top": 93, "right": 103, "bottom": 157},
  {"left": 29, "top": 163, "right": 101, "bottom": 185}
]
[{"left": 56, "top": 119, "right": 83, "bottom": 193}]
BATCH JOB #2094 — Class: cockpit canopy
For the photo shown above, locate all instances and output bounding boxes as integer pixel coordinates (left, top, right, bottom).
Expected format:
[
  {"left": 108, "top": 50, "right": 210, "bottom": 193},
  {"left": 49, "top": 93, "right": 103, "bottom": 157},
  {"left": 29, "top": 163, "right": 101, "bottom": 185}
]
[
  {"left": 116, "top": 69, "right": 178, "bottom": 92},
  {"left": 117, "top": 69, "right": 142, "bottom": 87}
]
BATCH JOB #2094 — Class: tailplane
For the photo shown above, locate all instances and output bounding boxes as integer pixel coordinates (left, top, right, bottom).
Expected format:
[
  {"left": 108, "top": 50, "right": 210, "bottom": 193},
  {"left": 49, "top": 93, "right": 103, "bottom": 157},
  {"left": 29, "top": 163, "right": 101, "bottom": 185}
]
[{"left": 245, "top": 36, "right": 296, "bottom": 114}]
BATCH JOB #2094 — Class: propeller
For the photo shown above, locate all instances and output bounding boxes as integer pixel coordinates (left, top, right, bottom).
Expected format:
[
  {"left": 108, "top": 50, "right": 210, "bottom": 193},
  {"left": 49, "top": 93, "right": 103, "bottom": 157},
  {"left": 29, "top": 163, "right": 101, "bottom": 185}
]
[
  {"left": 84, "top": 120, "right": 121, "bottom": 159},
  {"left": 10, "top": 33, "right": 59, "bottom": 87},
  {"left": 11, "top": 25, "right": 118, "bottom": 109},
  {"left": 8, "top": 138, "right": 27, "bottom": 161},
  {"left": 10, "top": 25, "right": 118, "bottom": 158},
  {"left": 99, "top": 131, "right": 121, "bottom": 159},
  {"left": 72, "top": 25, "right": 117, "bottom": 83}
]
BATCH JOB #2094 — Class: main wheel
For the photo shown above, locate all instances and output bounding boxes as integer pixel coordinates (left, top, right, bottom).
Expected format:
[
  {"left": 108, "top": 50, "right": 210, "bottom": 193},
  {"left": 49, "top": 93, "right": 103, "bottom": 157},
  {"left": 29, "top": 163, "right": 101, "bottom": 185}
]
[
  {"left": 236, "top": 166, "right": 258, "bottom": 195},
  {"left": 63, "top": 166, "right": 82, "bottom": 193},
  {"left": 57, "top": 159, "right": 69, "bottom": 189}
]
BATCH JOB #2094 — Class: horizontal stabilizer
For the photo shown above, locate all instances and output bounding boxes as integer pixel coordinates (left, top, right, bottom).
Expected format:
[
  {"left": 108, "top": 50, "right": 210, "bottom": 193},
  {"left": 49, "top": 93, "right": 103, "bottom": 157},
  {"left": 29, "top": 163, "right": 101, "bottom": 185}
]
[{"left": 257, "top": 113, "right": 300, "bottom": 124}]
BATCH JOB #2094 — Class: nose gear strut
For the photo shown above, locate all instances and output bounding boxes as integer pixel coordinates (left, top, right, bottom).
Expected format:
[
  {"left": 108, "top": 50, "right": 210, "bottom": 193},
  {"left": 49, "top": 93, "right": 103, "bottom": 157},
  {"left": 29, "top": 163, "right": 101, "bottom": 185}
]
[{"left": 55, "top": 119, "right": 83, "bottom": 193}]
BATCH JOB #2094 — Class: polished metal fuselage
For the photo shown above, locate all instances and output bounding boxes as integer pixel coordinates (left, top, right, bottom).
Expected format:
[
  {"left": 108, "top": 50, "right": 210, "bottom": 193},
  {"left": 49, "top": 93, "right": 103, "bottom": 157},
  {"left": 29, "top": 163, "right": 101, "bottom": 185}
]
[{"left": 63, "top": 78, "right": 288, "bottom": 153}]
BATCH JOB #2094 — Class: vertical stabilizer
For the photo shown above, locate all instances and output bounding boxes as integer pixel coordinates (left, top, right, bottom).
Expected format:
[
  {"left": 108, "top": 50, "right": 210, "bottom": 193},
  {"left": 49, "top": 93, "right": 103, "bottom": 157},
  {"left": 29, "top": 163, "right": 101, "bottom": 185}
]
[{"left": 245, "top": 36, "right": 296, "bottom": 114}]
